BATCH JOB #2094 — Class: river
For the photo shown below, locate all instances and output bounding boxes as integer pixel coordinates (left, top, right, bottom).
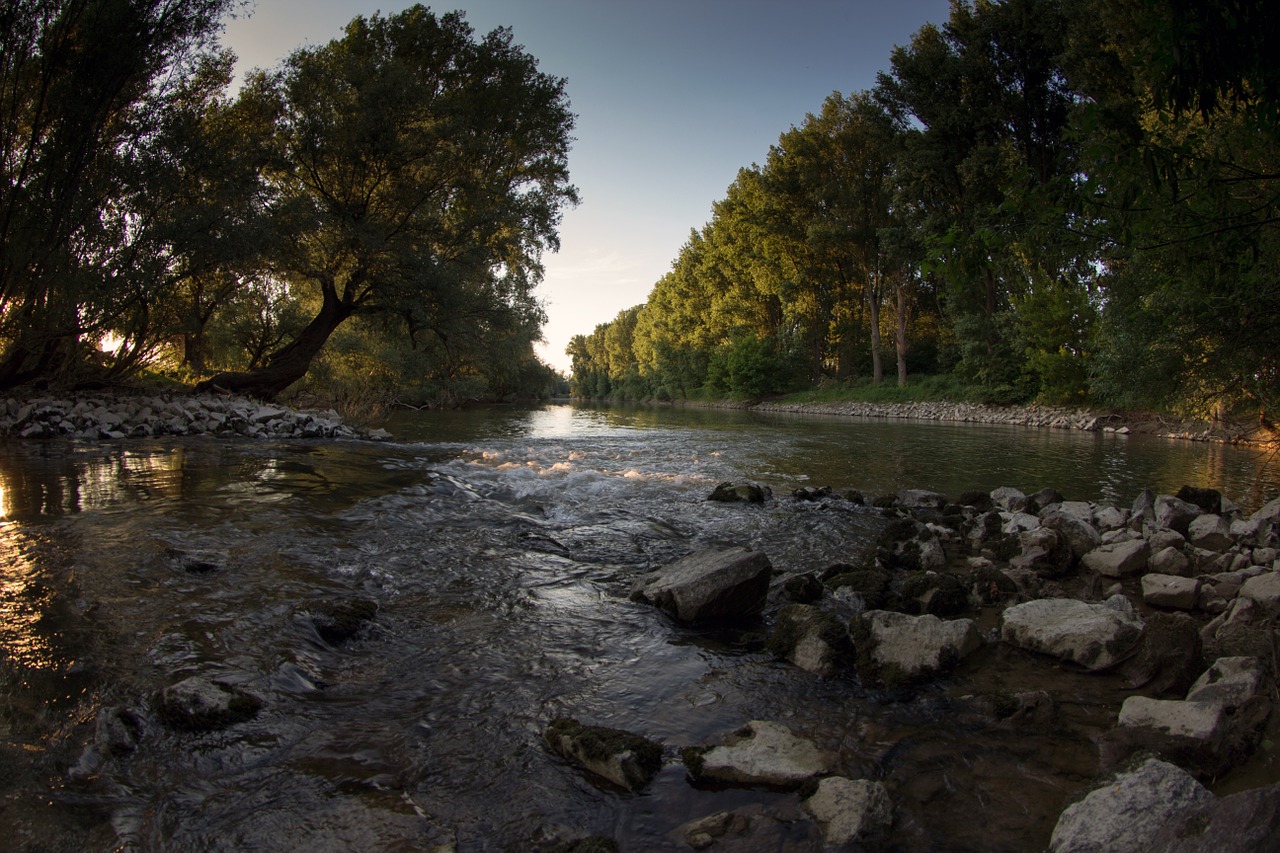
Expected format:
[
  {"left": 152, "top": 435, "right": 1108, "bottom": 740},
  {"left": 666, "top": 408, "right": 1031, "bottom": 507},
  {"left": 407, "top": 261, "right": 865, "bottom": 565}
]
[{"left": 1, "top": 402, "right": 1277, "bottom": 851}]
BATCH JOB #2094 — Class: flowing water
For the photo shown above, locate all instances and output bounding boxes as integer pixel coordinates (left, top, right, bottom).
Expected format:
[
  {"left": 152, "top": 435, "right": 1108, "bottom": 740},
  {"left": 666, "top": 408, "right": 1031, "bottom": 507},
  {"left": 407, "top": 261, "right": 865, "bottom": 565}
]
[{"left": 1, "top": 403, "right": 1277, "bottom": 851}]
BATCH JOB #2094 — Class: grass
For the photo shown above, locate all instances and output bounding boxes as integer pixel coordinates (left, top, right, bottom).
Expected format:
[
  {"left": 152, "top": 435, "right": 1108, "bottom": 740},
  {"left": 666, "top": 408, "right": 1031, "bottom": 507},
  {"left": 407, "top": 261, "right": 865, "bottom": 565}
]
[{"left": 774, "top": 374, "right": 986, "bottom": 406}]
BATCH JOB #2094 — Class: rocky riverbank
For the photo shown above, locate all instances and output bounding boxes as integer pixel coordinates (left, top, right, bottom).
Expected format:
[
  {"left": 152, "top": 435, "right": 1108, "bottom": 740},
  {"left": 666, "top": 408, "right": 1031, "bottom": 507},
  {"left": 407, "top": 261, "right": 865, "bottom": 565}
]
[
  {"left": 0, "top": 392, "right": 389, "bottom": 441},
  {"left": 543, "top": 481, "right": 1280, "bottom": 850},
  {"left": 751, "top": 398, "right": 1269, "bottom": 445}
]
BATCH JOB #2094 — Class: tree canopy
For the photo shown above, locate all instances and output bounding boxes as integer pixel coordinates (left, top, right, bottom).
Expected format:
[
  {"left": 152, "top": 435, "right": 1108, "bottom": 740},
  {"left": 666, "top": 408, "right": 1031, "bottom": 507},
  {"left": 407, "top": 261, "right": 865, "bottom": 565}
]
[
  {"left": 0, "top": 2, "right": 577, "bottom": 405},
  {"left": 569, "top": 0, "right": 1280, "bottom": 422}
]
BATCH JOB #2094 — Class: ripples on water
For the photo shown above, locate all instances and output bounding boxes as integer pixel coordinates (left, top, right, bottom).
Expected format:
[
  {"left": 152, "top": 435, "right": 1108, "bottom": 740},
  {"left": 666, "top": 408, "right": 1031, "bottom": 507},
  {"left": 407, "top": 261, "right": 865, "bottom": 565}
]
[{"left": 0, "top": 403, "right": 1277, "bottom": 850}]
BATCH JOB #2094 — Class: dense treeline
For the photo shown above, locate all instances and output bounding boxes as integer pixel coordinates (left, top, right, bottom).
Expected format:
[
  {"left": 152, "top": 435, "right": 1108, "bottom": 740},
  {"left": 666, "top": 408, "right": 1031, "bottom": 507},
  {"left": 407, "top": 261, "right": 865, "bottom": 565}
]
[
  {"left": 569, "top": 0, "right": 1280, "bottom": 422},
  {"left": 0, "top": 1, "right": 576, "bottom": 407}
]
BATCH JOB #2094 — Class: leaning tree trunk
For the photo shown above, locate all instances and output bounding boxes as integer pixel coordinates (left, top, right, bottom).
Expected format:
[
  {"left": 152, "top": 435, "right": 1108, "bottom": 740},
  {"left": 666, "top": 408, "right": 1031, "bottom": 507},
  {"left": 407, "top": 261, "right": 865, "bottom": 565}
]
[{"left": 195, "top": 295, "right": 352, "bottom": 401}]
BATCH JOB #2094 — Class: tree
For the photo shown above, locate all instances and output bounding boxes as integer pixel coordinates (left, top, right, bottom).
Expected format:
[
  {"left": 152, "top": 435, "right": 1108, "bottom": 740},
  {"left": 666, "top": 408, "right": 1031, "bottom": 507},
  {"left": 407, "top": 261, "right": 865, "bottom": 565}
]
[
  {"left": 0, "top": 0, "right": 239, "bottom": 388},
  {"left": 199, "top": 6, "right": 577, "bottom": 399}
]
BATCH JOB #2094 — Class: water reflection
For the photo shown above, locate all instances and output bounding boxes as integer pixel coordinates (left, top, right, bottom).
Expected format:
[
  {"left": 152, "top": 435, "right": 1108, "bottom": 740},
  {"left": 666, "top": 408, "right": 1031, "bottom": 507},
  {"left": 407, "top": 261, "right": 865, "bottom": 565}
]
[{"left": 386, "top": 403, "right": 1280, "bottom": 510}]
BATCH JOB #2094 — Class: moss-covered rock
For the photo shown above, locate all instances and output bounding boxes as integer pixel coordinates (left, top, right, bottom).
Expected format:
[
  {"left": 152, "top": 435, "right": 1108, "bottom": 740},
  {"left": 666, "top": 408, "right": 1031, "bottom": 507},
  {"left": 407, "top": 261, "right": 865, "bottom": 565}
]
[
  {"left": 767, "top": 604, "right": 855, "bottom": 676},
  {"left": 544, "top": 718, "right": 663, "bottom": 793},
  {"left": 895, "top": 571, "right": 970, "bottom": 618}
]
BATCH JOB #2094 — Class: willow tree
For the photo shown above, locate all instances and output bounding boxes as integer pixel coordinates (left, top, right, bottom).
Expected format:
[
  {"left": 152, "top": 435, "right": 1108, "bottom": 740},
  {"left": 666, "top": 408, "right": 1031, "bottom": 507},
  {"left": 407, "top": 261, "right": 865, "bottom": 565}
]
[{"left": 200, "top": 5, "right": 577, "bottom": 399}]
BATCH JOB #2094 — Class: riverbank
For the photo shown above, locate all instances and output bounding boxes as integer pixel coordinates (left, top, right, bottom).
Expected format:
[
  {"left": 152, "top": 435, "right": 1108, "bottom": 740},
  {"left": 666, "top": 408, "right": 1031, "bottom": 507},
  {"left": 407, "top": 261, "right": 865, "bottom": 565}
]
[
  {"left": 0, "top": 391, "right": 389, "bottom": 441},
  {"left": 737, "top": 398, "right": 1270, "bottom": 446}
]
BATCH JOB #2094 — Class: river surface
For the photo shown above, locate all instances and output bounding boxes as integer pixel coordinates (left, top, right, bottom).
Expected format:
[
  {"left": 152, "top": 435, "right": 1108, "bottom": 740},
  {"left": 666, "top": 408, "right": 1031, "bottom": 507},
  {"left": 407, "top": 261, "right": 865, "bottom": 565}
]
[{"left": 1, "top": 403, "right": 1277, "bottom": 851}]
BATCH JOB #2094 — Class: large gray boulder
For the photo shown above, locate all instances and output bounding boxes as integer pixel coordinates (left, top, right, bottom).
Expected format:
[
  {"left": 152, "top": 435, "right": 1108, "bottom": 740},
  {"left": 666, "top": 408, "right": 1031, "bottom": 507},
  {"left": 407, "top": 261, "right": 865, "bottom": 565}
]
[
  {"left": 1049, "top": 758, "right": 1214, "bottom": 853},
  {"left": 683, "top": 720, "right": 835, "bottom": 789},
  {"left": 1156, "top": 494, "right": 1205, "bottom": 535},
  {"left": 1000, "top": 595, "right": 1143, "bottom": 670},
  {"left": 630, "top": 547, "right": 772, "bottom": 623},
  {"left": 1239, "top": 571, "right": 1280, "bottom": 618},
  {"left": 856, "top": 610, "right": 982, "bottom": 682},
  {"left": 1081, "top": 538, "right": 1150, "bottom": 578},
  {"left": 1141, "top": 573, "right": 1201, "bottom": 610},
  {"left": 1188, "top": 514, "right": 1234, "bottom": 552},
  {"left": 1009, "top": 526, "right": 1074, "bottom": 578},
  {"left": 1104, "top": 656, "right": 1271, "bottom": 778},
  {"left": 1042, "top": 510, "right": 1102, "bottom": 560},
  {"left": 803, "top": 776, "right": 893, "bottom": 847}
]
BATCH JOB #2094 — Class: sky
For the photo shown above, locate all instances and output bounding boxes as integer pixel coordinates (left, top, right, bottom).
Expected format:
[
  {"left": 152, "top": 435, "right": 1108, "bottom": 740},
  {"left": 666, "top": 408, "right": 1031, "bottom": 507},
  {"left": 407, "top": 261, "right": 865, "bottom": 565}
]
[{"left": 220, "top": 0, "right": 954, "bottom": 373}]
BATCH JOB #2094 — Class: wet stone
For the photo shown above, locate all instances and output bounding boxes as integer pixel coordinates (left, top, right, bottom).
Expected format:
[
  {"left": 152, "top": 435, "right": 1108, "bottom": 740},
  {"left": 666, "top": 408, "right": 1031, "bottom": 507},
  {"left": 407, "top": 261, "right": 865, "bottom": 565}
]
[
  {"left": 630, "top": 547, "right": 773, "bottom": 624},
  {"left": 683, "top": 720, "right": 835, "bottom": 790},
  {"left": 544, "top": 718, "right": 662, "bottom": 793},
  {"left": 155, "top": 676, "right": 262, "bottom": 731}
]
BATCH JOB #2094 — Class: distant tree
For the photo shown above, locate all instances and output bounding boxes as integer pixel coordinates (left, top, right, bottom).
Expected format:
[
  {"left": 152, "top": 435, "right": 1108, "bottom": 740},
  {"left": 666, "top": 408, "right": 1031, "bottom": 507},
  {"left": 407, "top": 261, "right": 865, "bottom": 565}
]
[{"left": 199, "top": 5, "right": 577, "bottom": 400}]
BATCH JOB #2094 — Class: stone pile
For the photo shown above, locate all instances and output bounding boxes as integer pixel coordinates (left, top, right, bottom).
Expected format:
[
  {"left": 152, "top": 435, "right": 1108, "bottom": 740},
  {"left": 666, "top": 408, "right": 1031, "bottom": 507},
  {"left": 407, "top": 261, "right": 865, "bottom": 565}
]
[
  {"left": 540, "top": 481, "right": 1280, "bottom": 850},
  {"left": 754, "top": 399, "right": 1120, "bottom": 432},
  {"left": 0, "top": 393, "right": 389, "bottom": 441}
]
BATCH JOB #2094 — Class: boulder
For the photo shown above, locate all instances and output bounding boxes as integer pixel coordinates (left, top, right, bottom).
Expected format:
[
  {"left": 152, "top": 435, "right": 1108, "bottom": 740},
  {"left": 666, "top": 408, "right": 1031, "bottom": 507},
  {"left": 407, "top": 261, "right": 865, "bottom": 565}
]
[
  {"left": 1115, "top": 611, "right": 1204, "bottom": 695},
  {"left": 990, "top": 486, "right": 1026, "bottom": 511},
  {"left": 1249, "top": 496, "right": 1280, "bottom": 525},
  {"left": 894, "top": 571, "right": 969, "bottom": 617},
  {"left": 767, "top": 604, "right": 853, "bottom": 676},
  {"left": 1201, "top": 597, "right": 1276, "bottom": 663},
  {"left": 1041, "top": 511, "right": 1102, "bottom": 560},
  {"left": 1094, "top": 505, "right": 1129, "bottom": 531},
  {"left": 1188, "top": 514, "right": 1234, "bottom": 552},
  {"left": 707, "top": 482, "right": 771, "bottom": 503},
  {"left": 1009, "top": 526, "right": 1074, "bottom": 578},
  {"left": 1156, "top": 494, "right": 1205, "bottom": 535},
  {"left": 1239, "top": 571, "right": 1280, "bottom": 618},
  {"left": 855, "top": 610, "right": 982, "bottom": 682},
  {"left": 630, "top": 547, "right": 772, "bottom": 624},
  {"left": 1149, "top": 545, "right": 1192, "bottom": 577},
  {"left": 1177, "top": 485, "right": 1223, "bottom": 514},
  {"left": 1050, "top": 758, "right": 1214, "bottom": 853},
  {"left": 683, "top": 720, "right": 835, "bottom": 789},
  {"left": 155, "top": 676, "right": 262, "bottom": 731},
  {"left": 1106, "top": 656, "right": 1271, "bottom": 779},
  {"left": 802, "top": 776, "right": 893, "bottom": 847},
  {"left": 1141, "top": 573, "right": 1201, "bottom": 610},
  {"left": 897, "top": 488, "right": 947, "bottom": 509},
  {"left": 1000, "top": 595, "right": 1143, "bottom": 671},
  {"left": 543, "top": 718, "right": 663, "bottom": 792},
  {"left": 1081, "top": 539, "right": 1150, "bottom": 578},
  {"left": 1186, "top": 656, "right": 1272, "bottom": 745},
  {"left": 876, "top": 518, "right": 946, "bottom": 572},
  {"left": 1148, "top": 782, "right": 1280, "bottom": 852},
  {"left": 781, "top": 573, "right": 824, "bottom": 604}
]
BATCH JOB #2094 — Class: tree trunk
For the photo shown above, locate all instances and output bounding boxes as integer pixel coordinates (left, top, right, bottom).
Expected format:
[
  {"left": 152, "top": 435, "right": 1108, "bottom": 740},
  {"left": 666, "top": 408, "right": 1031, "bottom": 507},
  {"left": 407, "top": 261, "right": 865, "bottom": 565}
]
[
  {"left": 868, "top": 274, "right": 883, "bottom": 385},
  {"left": 895, "top": 279, "right": 909, "bottom": 387},
  {"left": 195, "top": 292, "right": 352, "bottom": 400}
]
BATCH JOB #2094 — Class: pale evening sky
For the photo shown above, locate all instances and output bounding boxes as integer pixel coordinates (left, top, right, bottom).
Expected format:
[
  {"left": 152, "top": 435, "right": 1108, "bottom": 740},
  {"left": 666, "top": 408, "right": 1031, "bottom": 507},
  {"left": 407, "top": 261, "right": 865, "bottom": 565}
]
[{"left": 220, "top": 0, "right": 953, "bottom": 373}]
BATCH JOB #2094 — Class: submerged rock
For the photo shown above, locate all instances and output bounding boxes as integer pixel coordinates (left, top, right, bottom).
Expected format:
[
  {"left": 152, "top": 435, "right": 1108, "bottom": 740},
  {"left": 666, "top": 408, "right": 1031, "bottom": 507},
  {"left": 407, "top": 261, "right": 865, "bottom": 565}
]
[
  {"left": 683, "top": 720, "right": 835, "bottom": 789},
  {"left": 675, "top": 803, "right": 821, "bottom": 851},
  {"left": 155, "top": 676, "right": 262, "bottom": 731},
  {"left": 306, "top": 597, "right": 379, "bottom": 645},
  {"left": 543, "top": 718, "right": 663, "bottom": 793},
  {"left": 707, "top": 481, "right": 771, "bottom": 503},
  {"left": 630, "top": 547, "right": 772, "bottom": 624}
]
